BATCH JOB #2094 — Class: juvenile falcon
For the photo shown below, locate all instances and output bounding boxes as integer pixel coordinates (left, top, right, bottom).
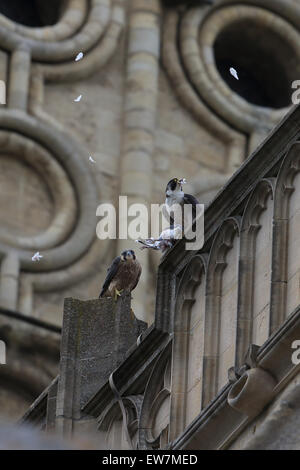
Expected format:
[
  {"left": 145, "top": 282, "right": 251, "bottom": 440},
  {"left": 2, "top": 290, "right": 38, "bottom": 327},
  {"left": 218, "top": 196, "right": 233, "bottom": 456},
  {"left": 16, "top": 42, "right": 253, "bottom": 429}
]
[{"left": 99, "top": 250, "right": 142, "bottom": 301}]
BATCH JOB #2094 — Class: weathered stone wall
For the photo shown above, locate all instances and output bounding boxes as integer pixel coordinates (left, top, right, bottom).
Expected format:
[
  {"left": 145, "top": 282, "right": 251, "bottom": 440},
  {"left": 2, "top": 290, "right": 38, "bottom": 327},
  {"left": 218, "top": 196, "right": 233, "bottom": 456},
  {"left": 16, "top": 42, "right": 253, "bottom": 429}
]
[
  {"left": 21, "top": 106, "right": 300, "bottom": 450},
  {"left": 0, "top": 0, "right": 299, "bottom": 422},
  {"left": 0, "top": 0, "right": 298, "bottom": 326}
]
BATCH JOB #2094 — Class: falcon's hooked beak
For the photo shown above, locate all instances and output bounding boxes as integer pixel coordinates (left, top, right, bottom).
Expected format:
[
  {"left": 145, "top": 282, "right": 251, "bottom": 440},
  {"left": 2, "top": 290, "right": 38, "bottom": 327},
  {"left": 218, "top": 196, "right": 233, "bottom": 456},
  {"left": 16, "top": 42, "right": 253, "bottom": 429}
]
[{"left": 166, "top": 177, "right": 187, "bottom": 194}]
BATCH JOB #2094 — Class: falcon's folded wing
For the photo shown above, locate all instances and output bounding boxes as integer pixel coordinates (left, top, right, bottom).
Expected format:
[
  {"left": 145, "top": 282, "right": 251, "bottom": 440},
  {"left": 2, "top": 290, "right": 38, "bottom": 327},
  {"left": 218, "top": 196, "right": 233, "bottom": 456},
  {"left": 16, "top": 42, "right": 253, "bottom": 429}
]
[{"left": 99, "top": 256, "right": 121, "bottom": 297}]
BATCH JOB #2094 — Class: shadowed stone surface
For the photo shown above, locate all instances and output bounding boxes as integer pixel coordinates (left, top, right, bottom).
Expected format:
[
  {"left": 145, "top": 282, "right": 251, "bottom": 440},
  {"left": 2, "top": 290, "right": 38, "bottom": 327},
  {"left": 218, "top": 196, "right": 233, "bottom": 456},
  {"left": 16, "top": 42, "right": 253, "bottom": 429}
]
[{"left": 56, "top": 295, "right": 147, "bottom": 423}]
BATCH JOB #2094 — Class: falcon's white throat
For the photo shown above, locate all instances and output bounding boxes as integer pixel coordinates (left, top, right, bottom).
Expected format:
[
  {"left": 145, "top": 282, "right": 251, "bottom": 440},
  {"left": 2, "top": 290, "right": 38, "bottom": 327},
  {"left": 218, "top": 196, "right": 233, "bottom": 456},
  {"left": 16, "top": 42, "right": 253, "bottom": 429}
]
[{"left": 165, "top": 188, "right": 184, "bottom": 207}]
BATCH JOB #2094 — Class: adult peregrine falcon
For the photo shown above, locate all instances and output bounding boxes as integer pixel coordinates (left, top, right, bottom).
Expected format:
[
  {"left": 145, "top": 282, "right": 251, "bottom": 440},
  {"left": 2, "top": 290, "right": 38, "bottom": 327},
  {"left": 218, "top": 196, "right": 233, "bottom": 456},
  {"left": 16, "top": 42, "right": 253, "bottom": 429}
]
[
  {"left": 164, "top": 177, "right": 200, "bottom": 229},
  {"left": 99, "top": 250, "right": 142, "bottom": 300}
]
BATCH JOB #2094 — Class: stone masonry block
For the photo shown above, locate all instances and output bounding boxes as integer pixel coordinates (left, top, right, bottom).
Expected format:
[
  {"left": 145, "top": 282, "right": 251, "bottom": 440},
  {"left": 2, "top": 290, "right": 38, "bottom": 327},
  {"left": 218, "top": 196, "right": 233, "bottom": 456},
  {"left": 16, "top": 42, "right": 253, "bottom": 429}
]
[{"left": 56, "top": 295, "right": 147, "bottom": 420}]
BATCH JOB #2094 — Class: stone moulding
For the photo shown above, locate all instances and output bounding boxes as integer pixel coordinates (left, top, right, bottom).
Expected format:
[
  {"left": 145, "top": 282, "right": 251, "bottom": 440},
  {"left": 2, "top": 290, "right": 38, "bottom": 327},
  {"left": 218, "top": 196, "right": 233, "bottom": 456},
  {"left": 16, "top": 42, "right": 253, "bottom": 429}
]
[
  {"left": 0, "top": 0, "right": 124, "bottom": 84},
  {"left": 174, "top": 254, "right": 207, "bottom": 332},
  {"left": 214, "top": 0, "right": 300, "bottom": 29},
  {"left": 170, "top": 302, "right": 300, "bottom": 450},
  {"left": 188, "top": 5, "right": 297, "bottom": 131},
  {"left": 0, "top": 0, "right": 125, "bottom": 315},
  {"left": 139, "top": 342, "right": 172, "bottom": 449},
  {"left": 235, "top": 178, "right": 275, "bottom": 363},
  {"left": 0, "top": 0, "right": 113, "bottom": 62},
  {"left": 162, "top": 0, "right": 300, "bottom": 159},
  {"left": 20, "top": 376, "right": 59, "bottom": 427},
  {"left": 270, "top": 142, "right": 300, "bottom": 332},
  {"left": 54, "top": 297, "right": 147, "bottom": 436},
  {"left": 157, "top": 106, "right": 300, "bottom": 448},
  {"left": 170, "top": 254, "right": 207, "bottom": 440},
  {"left": 0, "top": 0, "right": 87, "bottom": 42},
  {"left": 0, "top": 110, "right": 98, "bottom": 272},
  {"left": 227, "top": 367, "right": 277, "bottom": 417},
  {"left": 202, "top": 216, "right": 241, "bottom": 406},
  {"left": 38, "top": 6, "right": 125, "bottom": 83},
  {"left": 0, "top": 130, "right": 77, "bottom": 251},
  {"left": 20, "top": 105, "right": 300, "bottom": 450},
  {"left": 162, "top": 8, "right": 245, "bottom": 173},
  {"left": 159, "top": 105, "right": 300, "bottom": 274},
  {"left": 0, "top": 109, "right": 111, "bottom": 314},
  {"left": 98, "top": 394, "right": 144, "bottom": 450},
  {"left": 83, "top": 327, "right": 171, "bottom": 418},
  {"left": 79, "top": 302, "right": 300, "bottom": 450}
]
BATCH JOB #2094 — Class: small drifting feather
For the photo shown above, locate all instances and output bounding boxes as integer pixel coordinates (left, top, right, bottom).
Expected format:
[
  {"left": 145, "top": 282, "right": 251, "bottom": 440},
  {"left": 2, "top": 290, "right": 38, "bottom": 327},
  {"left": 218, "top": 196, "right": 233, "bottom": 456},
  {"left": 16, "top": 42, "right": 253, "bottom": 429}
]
[
  {"left": 89, "top": 156, "right": 96, "bottom": 163},
  {"left": 230, "top": 67, "right": 239, "bottom": 80},
  {"left": 75, "top": 52, "right": 84, "bottom": 62},
  {"left": 32, "top": 252, "right": 43, "bottom": 262},
  {"left": 74, "top": 95, "right": 82, "bottom": 102}
]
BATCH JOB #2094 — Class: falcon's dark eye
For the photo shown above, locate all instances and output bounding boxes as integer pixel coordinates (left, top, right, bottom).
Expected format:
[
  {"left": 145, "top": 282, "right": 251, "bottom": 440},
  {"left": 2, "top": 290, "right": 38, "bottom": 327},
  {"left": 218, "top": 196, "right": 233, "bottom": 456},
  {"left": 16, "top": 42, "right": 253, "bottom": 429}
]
[{"left": 167, "top": 178, "right": 178, "bottom": 192}]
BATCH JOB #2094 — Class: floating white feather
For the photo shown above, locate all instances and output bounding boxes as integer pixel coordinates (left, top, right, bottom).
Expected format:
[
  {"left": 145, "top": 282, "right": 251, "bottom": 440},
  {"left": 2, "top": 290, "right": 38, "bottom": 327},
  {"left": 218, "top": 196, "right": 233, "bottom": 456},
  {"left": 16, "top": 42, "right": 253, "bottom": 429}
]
[
  {"left": 230, "top": 67, "right": 239, "bottom": 80},
  {"left": 75, "top": 52, "right": 84, "bottom": 62},
  {"left": 32, "top": 252, "right": 43, "bottom": 262}
]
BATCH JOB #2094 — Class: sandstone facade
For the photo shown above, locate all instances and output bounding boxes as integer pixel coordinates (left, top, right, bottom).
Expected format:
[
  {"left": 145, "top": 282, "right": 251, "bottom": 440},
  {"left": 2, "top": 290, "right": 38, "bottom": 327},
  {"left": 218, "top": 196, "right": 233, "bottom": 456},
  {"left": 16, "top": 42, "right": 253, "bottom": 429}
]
[{"left": 0, "top": 0, "right": 299, "bottom": 432}]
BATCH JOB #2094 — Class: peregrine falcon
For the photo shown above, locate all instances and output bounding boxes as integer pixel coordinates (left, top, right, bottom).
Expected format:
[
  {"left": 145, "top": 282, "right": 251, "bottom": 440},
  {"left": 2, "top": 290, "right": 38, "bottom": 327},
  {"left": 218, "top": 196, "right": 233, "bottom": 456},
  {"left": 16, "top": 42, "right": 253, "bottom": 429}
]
[
  {"left": 164, "top": 177, "right": 200, "bottom": 229},
  {"left": 99, "top": 250, "right": 142, "bottom": 301}
]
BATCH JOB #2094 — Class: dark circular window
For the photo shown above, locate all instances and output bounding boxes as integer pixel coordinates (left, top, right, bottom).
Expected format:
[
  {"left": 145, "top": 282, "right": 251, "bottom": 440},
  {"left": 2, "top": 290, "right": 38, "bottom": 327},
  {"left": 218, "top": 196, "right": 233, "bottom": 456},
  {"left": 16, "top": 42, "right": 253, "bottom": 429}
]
[
  {"left": 214, "top": 20, "right": 300, "bottom": 109},
  {"left": 0, "top": 0, "right": 64, "bottom": 27}
]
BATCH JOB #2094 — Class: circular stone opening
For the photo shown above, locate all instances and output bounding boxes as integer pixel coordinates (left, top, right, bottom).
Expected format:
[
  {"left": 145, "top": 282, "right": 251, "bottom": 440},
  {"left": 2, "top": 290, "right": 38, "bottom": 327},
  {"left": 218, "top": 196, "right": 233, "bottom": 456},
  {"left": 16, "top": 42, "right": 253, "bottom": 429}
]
[
  {"left": 228, "top": 374, "right": 247, "bottom": 400},
  {"left": 214, "top": 19, "right": 300, "bottom": 109},
  {"left": 0, "top": 0, "right": 65, "bottom": 27},
  {"left": 0, "top": 156, "right": 53, "bottom": 237}
]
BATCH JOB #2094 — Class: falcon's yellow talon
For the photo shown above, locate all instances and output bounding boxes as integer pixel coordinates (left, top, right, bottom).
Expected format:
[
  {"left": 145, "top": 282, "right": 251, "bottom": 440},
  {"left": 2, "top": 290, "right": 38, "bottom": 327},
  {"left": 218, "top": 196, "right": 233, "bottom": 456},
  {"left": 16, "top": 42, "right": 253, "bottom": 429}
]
[{"left": 114, "top": 288, "right": 123, "bottom": 302}]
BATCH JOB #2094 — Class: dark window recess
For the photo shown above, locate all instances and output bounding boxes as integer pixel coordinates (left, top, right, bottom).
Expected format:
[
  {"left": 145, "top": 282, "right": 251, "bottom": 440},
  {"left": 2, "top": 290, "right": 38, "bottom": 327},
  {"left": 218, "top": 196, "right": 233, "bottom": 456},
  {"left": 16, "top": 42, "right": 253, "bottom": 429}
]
[
  {"left": 0, "top": 0, "right": 63, "bottom": 27},
  {"left": 214, "top": 20, "right": 299, "bottom": 109},
  {"left": 162, "top": 0, "right": 213, "bottom": 8}
]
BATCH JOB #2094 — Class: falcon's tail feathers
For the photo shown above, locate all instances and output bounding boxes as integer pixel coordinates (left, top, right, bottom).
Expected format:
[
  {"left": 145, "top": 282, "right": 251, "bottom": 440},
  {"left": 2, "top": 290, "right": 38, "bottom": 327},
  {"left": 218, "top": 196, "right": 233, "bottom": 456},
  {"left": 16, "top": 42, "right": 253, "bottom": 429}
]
[{"left": 99, "top": 288, "right": 105, "bottom": 298}]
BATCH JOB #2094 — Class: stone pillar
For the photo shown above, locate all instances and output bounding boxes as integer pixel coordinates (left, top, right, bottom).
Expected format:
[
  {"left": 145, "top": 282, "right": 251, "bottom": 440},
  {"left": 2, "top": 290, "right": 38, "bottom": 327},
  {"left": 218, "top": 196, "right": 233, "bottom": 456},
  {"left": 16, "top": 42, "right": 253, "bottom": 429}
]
[
  {"left": 8, "top": 47, "right": 31, "bottom": 111},
  {"left": 55, "top": 295, "right": 147, "bottom": 438},
  {"left": 0, "top": 253, "right": 20, "bottom": 311},
  {"left": 118, "top": 0, "right": 161, "bottom": 325},
  {"left": 0, "top": 50, "right": 7, "bottom": 105},
  {"left": 18, "top": 276, "right": 33, "bottom": 316}
]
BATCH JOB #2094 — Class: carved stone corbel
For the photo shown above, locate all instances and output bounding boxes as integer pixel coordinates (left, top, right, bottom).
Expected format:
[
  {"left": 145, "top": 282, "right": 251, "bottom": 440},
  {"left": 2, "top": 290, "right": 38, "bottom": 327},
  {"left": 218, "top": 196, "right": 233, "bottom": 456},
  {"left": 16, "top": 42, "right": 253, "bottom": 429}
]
[{"left": 228, "top": 357, "right": 276, "bottom": 419}]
